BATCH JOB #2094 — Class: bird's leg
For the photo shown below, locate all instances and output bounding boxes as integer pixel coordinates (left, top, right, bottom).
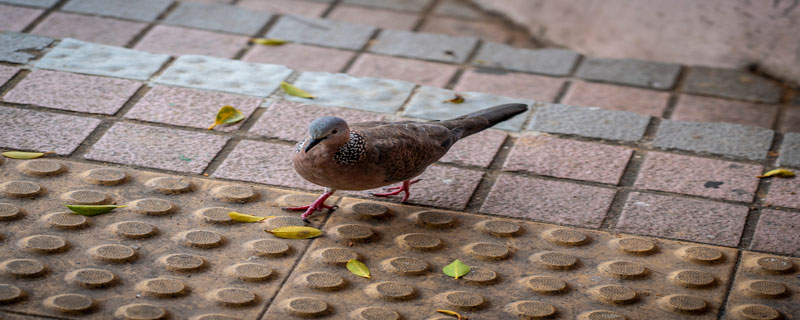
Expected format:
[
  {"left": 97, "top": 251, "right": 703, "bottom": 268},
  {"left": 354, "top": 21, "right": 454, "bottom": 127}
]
[
  {"left": 382, "top": 179, "right": 421, "bottom": 191},
  {"left": 371, "top": 179, "right": 420, "bottom": 203},
  {"left": 283, "top": 189, "right": 337, "bottom": 222}
]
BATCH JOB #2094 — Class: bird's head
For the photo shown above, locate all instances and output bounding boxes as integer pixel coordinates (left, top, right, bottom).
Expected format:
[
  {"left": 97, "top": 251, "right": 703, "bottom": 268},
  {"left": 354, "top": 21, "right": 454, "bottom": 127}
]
[{"left": 304, "top": 116, "right": 350, "bottom": 153}]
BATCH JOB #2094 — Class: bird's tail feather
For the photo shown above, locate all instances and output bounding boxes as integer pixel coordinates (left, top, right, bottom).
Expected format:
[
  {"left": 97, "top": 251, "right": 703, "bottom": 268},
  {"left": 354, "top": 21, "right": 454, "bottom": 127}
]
[{"left": 443, "top": 103, "right": 528, "bottom": 138}]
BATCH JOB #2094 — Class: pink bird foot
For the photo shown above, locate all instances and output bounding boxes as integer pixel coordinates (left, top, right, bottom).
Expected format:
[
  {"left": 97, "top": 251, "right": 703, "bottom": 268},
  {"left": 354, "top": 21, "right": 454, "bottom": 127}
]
[
  {"left": 283, "top": 191, "right": 337, "bottom": 222},
  {"left": 371, "top": 179, "right": 420, "bottom": 203}
]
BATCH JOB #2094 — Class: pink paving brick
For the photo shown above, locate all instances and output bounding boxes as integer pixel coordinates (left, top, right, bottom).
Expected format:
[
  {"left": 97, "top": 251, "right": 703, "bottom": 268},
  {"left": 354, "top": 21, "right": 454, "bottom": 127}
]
[
  {"left": 439, "top": 129, "right": 506, "bottom": 168},
  {"left": 0, "top": 106, "right": 100, "bottom": 155},
  {"left": 779, "top": 106, "right": 800, "bottom": 132},
  {"left": 346, "top": 165, "right": 484, "bottom": 211},
  {"left": 420, "top": 16, "right": 509, "bottom": 43},
  {"left": 635, "top": 151, "right": 762, "bottom": 202},
  {"left": 0, "top": 4, "right": 43, "bottom": 32},
  {"left": 242, "top": 43, "right": 355, "bottom": 73},
  {"left": 213, "top": 139, "right": 319, "bottom": 190},
  {"left": 503, "top": 135, "right": 632, "bottom": 184},
  {"left": 134, "top": 25, "right": 249, "bottom": 59},
  {"left": 124, "top": 85, "right": 261, "bottom": 132},
  {"left": 671, "top": 94, "right": 779, "bottom": 129},
  {"left": 453, "top": 68, "right": 565, "bottom": 102},
  {"left": 250, "top": 100, "right": 385, "bottom": 142},
  {"left": 480, "top": 174, "right": 615, "bottom": 228},
  {"left": 616, "top": 192, "right": 749, "bottom": 246},
  {"left": 3, "top": 70, "right": 141, "bottom": 115},
  {"left": 84, "top": 122, "right": 228, "bottom": 174},
  {"left": 561, "top": 80, "right": 669, "bottom": 117},
  {"left": 30, "top": 12, "right": 146, "bottom": 46},
  {"left": 767, "top": 177, "right": 800, "bottom": 209},
  {"left": 0, "top": 65, "right": 19, "bottom": 85},
  {"left": 237, "top": 0, "right": 329, "bottom": 17},
  {"left": 348, "top": 53, "right": 458, "bottom": 88},
  {"left": 328, "top": 4, "right": 419, "bottom": 30},
  {"left": 750, "top": 209, "right": 800, "bottom": 256}
]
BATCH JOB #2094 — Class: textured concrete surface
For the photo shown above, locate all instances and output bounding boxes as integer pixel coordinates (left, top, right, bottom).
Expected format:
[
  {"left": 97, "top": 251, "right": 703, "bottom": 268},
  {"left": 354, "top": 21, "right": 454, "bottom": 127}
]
[
  {"left": 403, "top": 86, "right": 532, "bottom": 131},
  {"left": 504, "top": 134, "right": 633, "bottom": 184},
  {"left": 0, "top": 65, "right": 19, "bottom": 85},
  {"left": 472, "top": 42, "right": 578, "bottom": 76},
  {"left": 134, "top": 25, "right": 249, "bottom": 58},
  {"left": 653, "top": 120, "right": 774, "bottom": 160},
  {"left": 481, "top": 174, "right": 615, "bottom": 228},
  {"left": 155, "top": 55, "right": 292, "bottom": 97},
  {"left": 237, "top": 0, "right": 330, "bottom": 16},
  {"left": 328, "top": 4, "right": 419, "bottom": 30},
  {"left": 528, "top": 103, "right": 650, "bottom": 142},
  {"left": 779, "top": 106, "right": 800, "bottom": 133},
  {"left": 36, "top": 38, "right": 169, "bottom": 81},
  {"left": 61, "top": 0, "right": 172, "bottom": 22},
  {"left": 562, "top": 80, "right": 669, "bottom": 117},
  {"left": 439, "top": 129, "right": 506, "bottom": 168},
  {"left": 0, "top": 31, "right": 52, "bottom": 64},
  {"left": 243, "top": 43, "right": 355, "bottom": 73},
  {"left": 767, "top": 177, "right": 800, "bottom": 210},
  {"left": 163, "top": 2, "right": 272, "bottom": 35},
  {"left": 420, "top": 16, "right": 510, "bottom": 43},
  {"left": 250, "top": 100, "right": 385, "bottom": 142},
  {"left": 4, "top": 69, "right": 141, "bottom": 115},
  {"left": 750, "top": 209, "right": 800, "bottom": 256},
  {"left": 284, "top": 72, "right": 416, "bottom": 113},
  {"left": 0, "top": 106, "right": 100, "bottom": 155},
  {"left": 213, "top": 139, "right": 320, "bottom": 190},
  {"left": 617, "top": 192, "right": 749, "bottom": 246},
  {"left": 369, "top": 29, "right": 478, "bottom": 64},
  {"left": 684, "top": 67, "right": 782, "bottom": 103},
  {"left": 342, "top": 0, "right": 432, "bottom": 12},
  {"left": 348, "top": 53, "right": 458, "bottom": 88},
  {"left": 31, "top": 12, "right": 147, "bottom": 47},
  {"left": 84, "top": 122, "right": 229, "bottom": 174},
  {"left": 777, "top": 132, "right": 800, "bottom": 167},
  {"left": 125, "top": 85, "right": 262, "bottom": 132},
  {"left": 635, "top": 152, "right": 762, "bottom": 202},
  {"left": 0, "top": 0, "right": 57, "bottom": 7},
  {"left": 265, "top": 15, "right": 376, "bottom": 50},
  {"left": 576, "top": 57, "right": 681, "bottom": 90},
  {"left": 0, "top": 4, "right": 43, "bottom": 32},
  {"left": 454, "top": 68, "right": 565, "bottom": 101},
  {"left": 671, "top": 94, "right": 778, "bottom": 129}
]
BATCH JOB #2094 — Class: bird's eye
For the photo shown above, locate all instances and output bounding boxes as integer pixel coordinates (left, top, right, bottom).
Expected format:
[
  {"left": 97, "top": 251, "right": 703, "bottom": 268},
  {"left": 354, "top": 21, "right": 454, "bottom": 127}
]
[{"left": 332, "top": 129, "right": 338, "bottom": 134}]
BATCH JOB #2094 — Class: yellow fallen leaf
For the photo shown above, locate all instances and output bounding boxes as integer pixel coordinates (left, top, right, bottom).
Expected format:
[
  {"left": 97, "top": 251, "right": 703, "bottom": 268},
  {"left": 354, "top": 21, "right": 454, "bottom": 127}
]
[
  {"left": 266, "top": 226, "right": 322, "bottom": 239},
  {"left": 444, "top": 94, "right": 465, "bottom": 104},
  {"left": 250, "top": 38, "right": 288, "bottom": 46},
  {"left": 2, "top": 151, "right": 52, "bottom": 159},
  {"left": 346, "top": 259, "right": 370, "bottom": 278},
  {"left": 436, "top": 309, "right": 465, "bottom": 320},
  {"left": 281, "top": 81, "right": 314, "bottom": 99},
  {"left": 208, "top": 105, "right": 244, "bottom": 130},
  {"left": 228, "top": 212, "right": 275, "bottom": 223},
  {"left": 757, "top": 168, "right": 795, "bottom": 178}
]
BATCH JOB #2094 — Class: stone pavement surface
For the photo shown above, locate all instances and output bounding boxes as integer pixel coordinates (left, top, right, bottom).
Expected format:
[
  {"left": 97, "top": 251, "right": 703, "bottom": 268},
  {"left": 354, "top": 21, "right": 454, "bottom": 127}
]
[{"left": 0, "top": 0, "right": 798, "bottom": 319}]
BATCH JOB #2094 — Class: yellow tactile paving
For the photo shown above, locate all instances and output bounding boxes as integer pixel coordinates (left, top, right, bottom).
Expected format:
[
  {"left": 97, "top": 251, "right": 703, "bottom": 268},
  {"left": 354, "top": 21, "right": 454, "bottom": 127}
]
[{"left": 723, "top": 252, "right": 799, "bottom": 320}]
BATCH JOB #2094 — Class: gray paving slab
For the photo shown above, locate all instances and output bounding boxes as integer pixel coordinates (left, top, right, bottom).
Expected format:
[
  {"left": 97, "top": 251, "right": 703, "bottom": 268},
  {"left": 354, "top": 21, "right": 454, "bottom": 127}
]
[
  {"left": 342, "top": 0, "right": 433, "bottom": 12},
  {"left": 284, "top": 72, "right": 416, "bottom": 113},
  {"left": 527, "top": 103, "right": 650, "bottom": 141},
  {"left": 0, "top": 31, "right": 52, "bottom": 64},
  {"left": 155, "top": 55, "right": 292, "bottom": 97},
  {"left": 369, "top": 29, "right": 479, "bottom": 63},
  {"left": 0, "top": 0, "right": 57, "bottom": 7},
  {"left": 35, "top": 38, "right": 169, "bottom": 81},
  {"left": 84, "top": 122, "right": 229, "bottom": 174},
  {"left": 0, "top": 106, "right": 100, "bottom": 155},
  {"left": 576, "top": 57, "right": 681, "bottom": 90},
  {"left": 683, "top": 67, "right": 782, "bottom": 103},
  {"left": 777, "top": 132, "right": 800, "bottom": 168},
  {"left": 654, "top": 120, "right": 774, "bottom": 160},
  {"left": 472, "top": 42, "right": 579, "bottom": 76},
  {"left": 62, "top": 0, "right": 173, "bottom": 22},
  {"left": 403, "top": 86, "right": 533, "bottom": 131},
  {"left": 265, "top": 15, "right": 376, "bottom": 50},
  {"left": 163, "top": 2, "right": 271, "bottom": 35}
]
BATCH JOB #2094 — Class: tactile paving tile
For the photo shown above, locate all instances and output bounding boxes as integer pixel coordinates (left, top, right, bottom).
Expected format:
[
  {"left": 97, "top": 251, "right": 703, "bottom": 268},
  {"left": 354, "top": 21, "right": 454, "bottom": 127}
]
[
  {"left": 723, "top": 252, "right": 799, "bottom": 320},
  {"left": 263, "top": 198, "right": 738, "bottom": 319},
  {"left": 0, "top": 158, "right": 336, "bottom": 319}
]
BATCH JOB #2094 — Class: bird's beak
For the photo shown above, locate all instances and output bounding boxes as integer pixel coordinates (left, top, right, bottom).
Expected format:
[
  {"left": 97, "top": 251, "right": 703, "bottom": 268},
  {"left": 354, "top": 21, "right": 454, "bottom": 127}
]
[{"left": 304, "top": 137, "right": 325, "bottom": 153}]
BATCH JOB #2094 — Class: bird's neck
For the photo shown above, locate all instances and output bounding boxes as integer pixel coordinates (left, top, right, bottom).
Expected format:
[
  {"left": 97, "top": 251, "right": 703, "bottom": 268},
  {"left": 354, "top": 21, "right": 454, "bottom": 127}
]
[{"left": 333, "top": 131, "right": 366, "bottom": 166}]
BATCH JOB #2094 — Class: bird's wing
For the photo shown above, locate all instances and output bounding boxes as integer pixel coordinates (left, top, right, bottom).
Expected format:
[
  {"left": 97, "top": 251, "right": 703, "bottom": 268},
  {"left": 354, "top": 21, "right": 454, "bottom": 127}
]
[{"left": 357, "top": 121, "right": 459, "bottom": 182}]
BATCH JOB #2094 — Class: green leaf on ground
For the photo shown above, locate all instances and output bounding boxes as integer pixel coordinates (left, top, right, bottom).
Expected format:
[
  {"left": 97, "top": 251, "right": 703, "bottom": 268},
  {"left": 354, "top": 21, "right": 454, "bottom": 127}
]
[
  {"left": 229, "top": 212, "right": 274, "bottom": 223},
  {"left": 2, "top": 151, "right": 51, "bottom": 159},
  {"left": 208, "top": 105, "right": 244, "bottom": 130},
  {"left": 281, "top": 81, "right": 314, "bottom": 99},
  {"left": 346, "top": 259, "right": 371, "bottom": 278},
  {"left": 442, "top": 259, "right": 470, "bottom": 279},
  {"left": 251, "top": 38, "right": 289, "bottom": 46},
  {"left": 266, "top": 226, "right": 322, "bottom": 239},
  {"left": 64, "top": 204, "right": 127, "bottom": 216}
]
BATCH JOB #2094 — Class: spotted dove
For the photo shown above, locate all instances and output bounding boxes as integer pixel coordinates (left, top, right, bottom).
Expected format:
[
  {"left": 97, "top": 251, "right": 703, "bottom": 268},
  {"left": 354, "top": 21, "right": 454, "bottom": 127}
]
[{"left": 287, "top": 103, "right": 528, "bottom": 221}]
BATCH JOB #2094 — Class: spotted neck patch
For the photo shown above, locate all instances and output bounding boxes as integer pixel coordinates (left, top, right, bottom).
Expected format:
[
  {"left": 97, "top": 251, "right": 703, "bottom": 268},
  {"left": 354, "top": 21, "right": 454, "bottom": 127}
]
[{"left": 334, "top": 131, "right": 366, "bottom": 166}]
